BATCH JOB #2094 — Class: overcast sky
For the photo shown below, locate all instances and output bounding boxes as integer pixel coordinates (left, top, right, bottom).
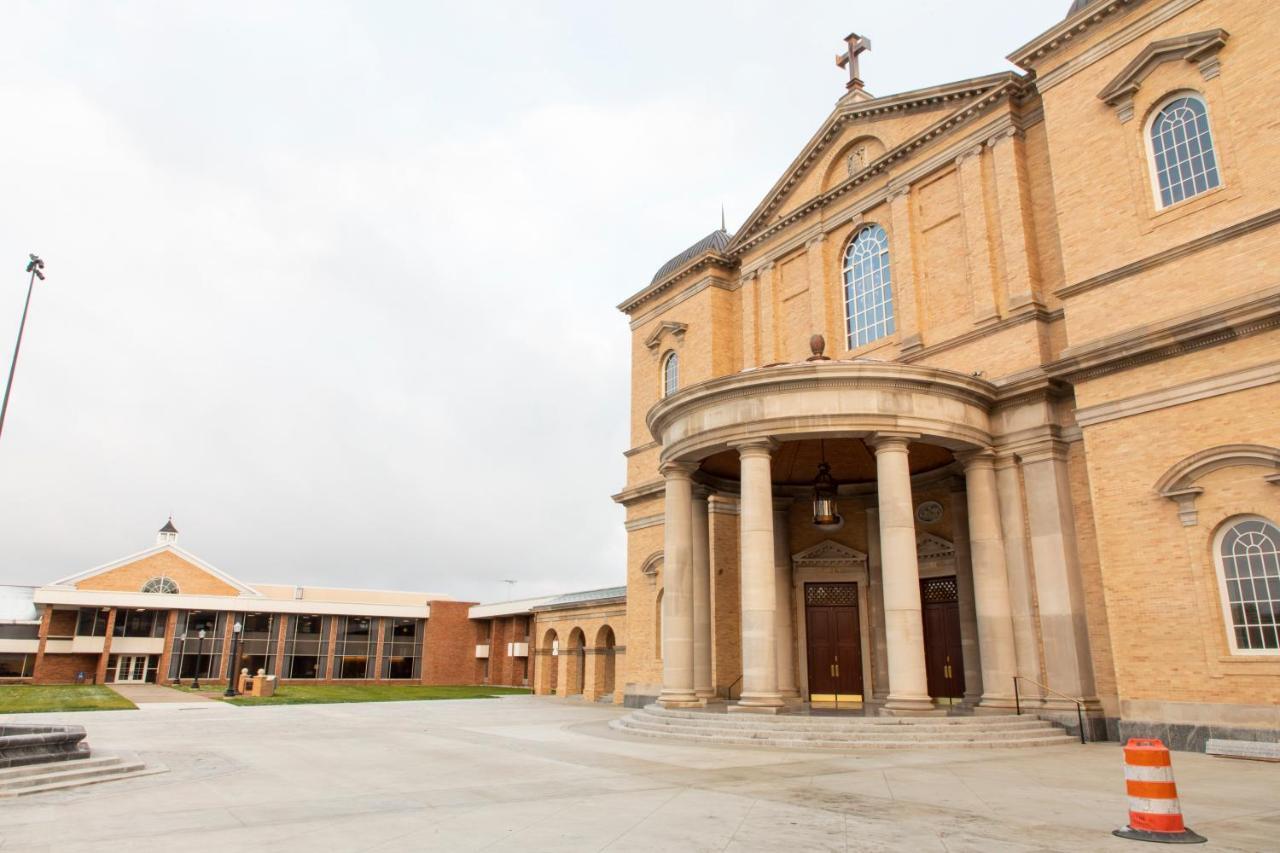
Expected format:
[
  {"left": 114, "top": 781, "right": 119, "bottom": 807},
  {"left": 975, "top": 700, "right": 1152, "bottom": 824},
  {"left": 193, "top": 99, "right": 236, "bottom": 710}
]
[{"left": 0, "top": 2, "right": 1064, "bottom": 602}]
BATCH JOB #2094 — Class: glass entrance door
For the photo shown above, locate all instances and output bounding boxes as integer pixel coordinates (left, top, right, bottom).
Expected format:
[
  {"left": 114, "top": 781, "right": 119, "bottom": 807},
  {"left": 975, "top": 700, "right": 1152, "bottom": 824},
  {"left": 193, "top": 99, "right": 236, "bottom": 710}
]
[{"left": 115, "top": 655, "right": 148, "bottom": 683}]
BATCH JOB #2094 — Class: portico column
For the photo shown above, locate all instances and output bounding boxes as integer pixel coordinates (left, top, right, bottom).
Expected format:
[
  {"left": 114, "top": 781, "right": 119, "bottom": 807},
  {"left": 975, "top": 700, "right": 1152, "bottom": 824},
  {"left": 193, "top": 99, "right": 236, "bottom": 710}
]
[
  {"left": 692, "top": 486, "right": 714, "bottom": 699},
  {"left": 659, "top": 461, "right": 701, "bottom": 707},
  {"left": 959, "top": 450, "right": 1019, "bottom": 709},
  {"left": 865, "top": 506, "right": 890, "bottom": 702},
  {"left": 773, "top": 500, "right": 798, "bottom": 698},
  {"left": 995, "top": 453, "right": 1043, "bottom": 706},
  {"left": 868, "top": 433, "right": 934, "bottom": 714},
  {"left": 731, "top": 438, "right": 783, "bottom": 712}
]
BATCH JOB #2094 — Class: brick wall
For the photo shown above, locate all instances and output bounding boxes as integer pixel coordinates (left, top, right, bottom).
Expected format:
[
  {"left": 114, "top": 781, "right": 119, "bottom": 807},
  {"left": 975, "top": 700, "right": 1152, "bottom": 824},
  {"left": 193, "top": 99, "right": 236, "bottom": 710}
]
[
  {"left": 34, "top": 654, "right": 100, "bottom": 684},
  {"left": 422, "top": 600, "right": 481, "bottom": 685}
]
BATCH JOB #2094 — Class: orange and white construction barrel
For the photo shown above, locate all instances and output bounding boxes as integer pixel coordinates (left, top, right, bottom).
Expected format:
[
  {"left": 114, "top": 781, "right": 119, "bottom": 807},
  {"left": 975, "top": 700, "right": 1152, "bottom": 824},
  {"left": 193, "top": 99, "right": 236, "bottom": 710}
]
[{"left": 1113, "top": 737, "right": 1206, "bottom": 844}]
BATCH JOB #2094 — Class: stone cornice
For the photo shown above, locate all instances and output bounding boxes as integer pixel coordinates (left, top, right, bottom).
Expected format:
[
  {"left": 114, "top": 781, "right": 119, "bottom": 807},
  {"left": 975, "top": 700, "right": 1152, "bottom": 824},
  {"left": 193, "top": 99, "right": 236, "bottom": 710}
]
[
  {"left": 1056, "top": 207, "right": 1280, "bottom": 299},
  {"left": 899, "top": 305, "right": 1063, "bottom": 366},
  {"left": 1008, "top": 0, "right": 1145, "bottom": 71},
  {"left": 1045, "top": 286, "right": 1280, "bottom": 382},
  {"left": 730, "top": 77, "right": 1029, "bottom": 256},
  {"left": 644, "top": 321, "right": 687, "bottom": 351},
  {"left": 626, "top": 271, "right": 737, "bottom": 330},
  {"left": 1076, "top": 361, "right": 1280, "bottom": 428},
  {"left": 611, "top": 479, "right": 664, "bottom": 506},
  {"left": 1022, "top": 0, "right": 1206, "bottom": 94},
  {"left": 623, "top": 441, "right": 659, "bottom": 458},
  {"left": 617, "top": 254, "right": 737, "bottom": 315}
]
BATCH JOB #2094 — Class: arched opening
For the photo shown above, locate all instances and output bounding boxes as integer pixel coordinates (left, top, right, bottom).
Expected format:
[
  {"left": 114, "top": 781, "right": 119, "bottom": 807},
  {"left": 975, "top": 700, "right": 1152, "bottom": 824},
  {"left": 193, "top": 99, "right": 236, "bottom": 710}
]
[
  {"left": 565, "top": 627, "right": 586, "bottom": 696},
  {"left": 539, "top": 628, "right": 559, "bottom": 695},
  {"left": 593, "top": 625, "right": 617, "bottom": 699}
]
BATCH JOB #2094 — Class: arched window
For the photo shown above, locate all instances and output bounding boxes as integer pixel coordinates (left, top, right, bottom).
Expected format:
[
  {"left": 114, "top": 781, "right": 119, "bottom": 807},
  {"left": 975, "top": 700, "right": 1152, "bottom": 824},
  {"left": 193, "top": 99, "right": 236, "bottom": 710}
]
[
  {"left": 662, "top": 350, "right": 679, "bottom": 397},
  {"left": 1215, "top": 516, "right": 1280, "bottom": 653},
  {"left": 843, "top": 224, "right": 895, "bottom": 349},
  {"left": 1149, "top": 94, "right": 1220, "bottom": 208},
  {"left": 141, "top": 577, "right": 179, "bottom": 594}
]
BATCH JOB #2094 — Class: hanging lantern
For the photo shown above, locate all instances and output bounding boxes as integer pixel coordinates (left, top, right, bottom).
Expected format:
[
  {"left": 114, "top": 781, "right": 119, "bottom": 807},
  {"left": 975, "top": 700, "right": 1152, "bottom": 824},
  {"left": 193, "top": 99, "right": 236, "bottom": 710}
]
[{"left": 811, "top": 459, "right": 844, "bottom": 532}]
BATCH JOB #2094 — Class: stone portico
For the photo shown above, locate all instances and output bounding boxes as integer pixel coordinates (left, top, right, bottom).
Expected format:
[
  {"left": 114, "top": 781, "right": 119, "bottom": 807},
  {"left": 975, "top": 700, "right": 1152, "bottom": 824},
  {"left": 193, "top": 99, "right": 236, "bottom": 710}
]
[{"left": 645, "top": 354, "right": 1099, "bottom": 727}]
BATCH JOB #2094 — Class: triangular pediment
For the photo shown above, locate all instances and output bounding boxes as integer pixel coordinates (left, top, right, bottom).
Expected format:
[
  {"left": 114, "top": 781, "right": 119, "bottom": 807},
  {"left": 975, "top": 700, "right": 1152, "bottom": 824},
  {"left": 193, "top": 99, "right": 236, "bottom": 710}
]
[
  {"left": 916, "top": 533, "right": 955, "bottom": 562},
  {"left": 792, "top": 539, "right": 868, "bottom": 568},
  {"left": 1097, "top": 29, "right": 1229, "bottom": 107},
  {"left": 51, "top": 545, "right": 259, "bottom": 597},
  {"left": 728, "top": 73, "right": 1023, "bottom": 254}
]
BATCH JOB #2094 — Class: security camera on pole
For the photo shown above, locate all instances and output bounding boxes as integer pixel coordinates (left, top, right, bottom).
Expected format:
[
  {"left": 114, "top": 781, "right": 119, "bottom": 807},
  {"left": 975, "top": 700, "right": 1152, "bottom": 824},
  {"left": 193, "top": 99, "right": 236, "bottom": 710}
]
[{"left": 0, "top": 254, "right": 47, "bottom": 444}]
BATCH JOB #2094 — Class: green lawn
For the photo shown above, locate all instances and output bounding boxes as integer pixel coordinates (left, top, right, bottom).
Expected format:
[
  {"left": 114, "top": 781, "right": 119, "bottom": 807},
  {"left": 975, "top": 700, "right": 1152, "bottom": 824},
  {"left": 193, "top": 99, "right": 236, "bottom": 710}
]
[
  {"left": 0, "top": 685, "right": 136, "bottom": 714},
  {"left": 226, "top": 684, "right": 531, "bottom": 706}
]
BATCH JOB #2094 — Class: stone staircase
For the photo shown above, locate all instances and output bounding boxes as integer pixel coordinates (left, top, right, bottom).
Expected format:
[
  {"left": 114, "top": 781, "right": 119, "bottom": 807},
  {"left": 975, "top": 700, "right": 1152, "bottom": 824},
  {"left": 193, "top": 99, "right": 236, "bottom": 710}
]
[
  {"left": 0, "top": 752, "right": 165, "bottom": 797},
  {"left": 610, "top": 704, "right": 1076, "bottom": 750}
]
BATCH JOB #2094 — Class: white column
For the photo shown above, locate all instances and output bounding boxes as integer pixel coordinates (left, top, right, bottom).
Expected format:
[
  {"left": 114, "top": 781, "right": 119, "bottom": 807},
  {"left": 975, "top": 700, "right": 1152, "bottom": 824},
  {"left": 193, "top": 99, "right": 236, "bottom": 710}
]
[
  {"left": 659, "top": 462, "right": 701, "bottom": 707},
  {"left": 692, "top": 486, "right": 714, "bottom": 699},
  {"left": 995, "top": 453, "right": 1043, "bottom": 705},
  {"left": 731, "top": 438, "right": 783, "bottom": 712},
  {"left": 948, "top": 483, "right": 983, "bottom": 705},
  {"left": 868, "top": 433, "right": 935, "bottom": 714},
  {"left": 773, "top": 500, "right": 797, "bottom": 698},
  {"left": 865, "top": 506, "right": 890, "bottom": 702},
  {"left": 960, "top": 450, "right": 1020, "bottom": 709}
]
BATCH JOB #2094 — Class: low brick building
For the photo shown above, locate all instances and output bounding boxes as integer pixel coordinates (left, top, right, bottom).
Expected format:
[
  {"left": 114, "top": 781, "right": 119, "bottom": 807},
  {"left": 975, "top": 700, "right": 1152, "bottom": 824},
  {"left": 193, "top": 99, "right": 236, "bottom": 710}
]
[{"left": 15, "top": 521, "right": 475, "bottom": 688}]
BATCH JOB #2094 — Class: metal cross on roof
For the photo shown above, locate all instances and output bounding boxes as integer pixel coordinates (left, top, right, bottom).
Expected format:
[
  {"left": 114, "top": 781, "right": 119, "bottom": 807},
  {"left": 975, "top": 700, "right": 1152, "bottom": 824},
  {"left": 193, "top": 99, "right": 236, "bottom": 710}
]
[{"left": 836, "top": 32, "right": 871, "bottom": 91}]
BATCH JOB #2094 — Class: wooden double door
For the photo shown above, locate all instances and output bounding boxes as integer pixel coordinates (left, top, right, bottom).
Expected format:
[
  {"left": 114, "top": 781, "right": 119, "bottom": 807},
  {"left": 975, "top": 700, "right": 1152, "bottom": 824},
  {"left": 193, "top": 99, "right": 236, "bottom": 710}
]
[
  {"left": 804, "top": 582, "right": 863, "bottom": 703},
  {"left": 921, "top": 576, "right": 965, "bottom": 700}
]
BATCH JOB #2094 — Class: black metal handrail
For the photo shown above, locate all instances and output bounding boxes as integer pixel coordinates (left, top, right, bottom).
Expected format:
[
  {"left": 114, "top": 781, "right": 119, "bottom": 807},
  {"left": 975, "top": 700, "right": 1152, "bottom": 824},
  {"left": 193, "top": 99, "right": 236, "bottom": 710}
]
[{"left": 1013, "top": 675, "right": 1087, "bottom": 745}]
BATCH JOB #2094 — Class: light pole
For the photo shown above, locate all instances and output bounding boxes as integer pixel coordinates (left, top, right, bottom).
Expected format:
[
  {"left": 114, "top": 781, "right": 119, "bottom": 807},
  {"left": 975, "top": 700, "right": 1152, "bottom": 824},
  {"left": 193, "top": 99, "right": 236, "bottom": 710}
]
[
  {"left": 192, "top": 628, "right": 207, "bottom": 689},
  {"left": 224, "top": 620, "right": 243, "bottom": 697},
  {"left": 0, "top": 254, "right": 47, "bottom": 443}
]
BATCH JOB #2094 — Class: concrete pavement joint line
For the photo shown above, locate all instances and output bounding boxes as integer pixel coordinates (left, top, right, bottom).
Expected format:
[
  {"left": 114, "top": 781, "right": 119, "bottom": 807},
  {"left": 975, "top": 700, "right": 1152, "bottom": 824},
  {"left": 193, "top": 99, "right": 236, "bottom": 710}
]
[
  {"left": 721, "top": 796, "right": 757, "bottom": 851},
  {"left": 597, "top": 787, "right": 685, "bottom": 852}
]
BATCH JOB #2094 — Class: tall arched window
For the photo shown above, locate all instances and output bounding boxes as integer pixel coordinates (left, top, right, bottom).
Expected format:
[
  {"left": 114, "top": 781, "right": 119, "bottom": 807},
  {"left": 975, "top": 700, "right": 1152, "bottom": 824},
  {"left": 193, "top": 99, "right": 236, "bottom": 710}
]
[
  {"left": 843, "top": 224, "right": 895, "bottom": 349},
  {"left": 1149, "top": 94, "right": 1220, "bottom": 208},
  {"left": 662, "top": 350, "right": 679, "bottom": 397},
  {"left": 1216, "top": 516, "right": 1280, "bottom": 653}
]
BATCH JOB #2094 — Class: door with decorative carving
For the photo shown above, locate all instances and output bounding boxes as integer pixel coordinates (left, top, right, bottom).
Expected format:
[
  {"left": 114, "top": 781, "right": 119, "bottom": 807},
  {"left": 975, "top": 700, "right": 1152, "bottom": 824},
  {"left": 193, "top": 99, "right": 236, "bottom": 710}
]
[
  {"left": 920, "top": 576, "right": 965, "bottom": 699},
  {"left": 804, "top": 582, "right": 862, "bottom": 703}
]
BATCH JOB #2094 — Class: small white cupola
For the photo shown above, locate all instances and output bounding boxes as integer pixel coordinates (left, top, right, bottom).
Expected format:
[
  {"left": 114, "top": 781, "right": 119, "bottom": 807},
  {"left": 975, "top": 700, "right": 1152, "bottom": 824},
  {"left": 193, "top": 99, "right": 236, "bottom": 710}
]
[{"left": 157, "top": 517, "right": 179, "bottom": 546}]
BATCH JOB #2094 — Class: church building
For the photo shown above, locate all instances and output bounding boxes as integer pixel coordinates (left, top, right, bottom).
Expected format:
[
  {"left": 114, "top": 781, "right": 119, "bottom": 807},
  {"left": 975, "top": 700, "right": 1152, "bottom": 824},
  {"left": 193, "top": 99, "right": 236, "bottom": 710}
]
[{"left": 611, "top": 0, "right": 1279, "bottom": 749}]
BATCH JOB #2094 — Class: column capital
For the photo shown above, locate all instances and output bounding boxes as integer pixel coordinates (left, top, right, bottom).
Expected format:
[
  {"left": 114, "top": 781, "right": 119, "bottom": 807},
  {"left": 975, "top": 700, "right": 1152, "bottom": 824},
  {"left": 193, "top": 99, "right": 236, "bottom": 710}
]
[
  {"left": 956, "top": 448, "right": 997, "bottom": 470},
  {"left": 806, "top": 231, "right": 827, "bottom": 248},
  {"left": 1016, "top": 437, "right": 1070, "bottom": 465},
  {"left": 955, "top": 143, "right": 985, "bottom": 164},
  {"left": 986, "top": 126, "right": 1023, "bottom": 148},
  {"left": 992, "top": 451, "right": 1020, "bottom": 471},
  {"left": 887, "top": 183, "right": 911, "bottom": 203},
  {"left": 865, "top": 431, "right": 918, "bottom": 453},
  {"left": 692, "top": 484, "right": 714, "bottom": 501},
  {"left": 729, "top": 437, "right": 779, "bottom": 457},
  {"left": 660, "top": 461, "right": 700, "bottom": 480}
]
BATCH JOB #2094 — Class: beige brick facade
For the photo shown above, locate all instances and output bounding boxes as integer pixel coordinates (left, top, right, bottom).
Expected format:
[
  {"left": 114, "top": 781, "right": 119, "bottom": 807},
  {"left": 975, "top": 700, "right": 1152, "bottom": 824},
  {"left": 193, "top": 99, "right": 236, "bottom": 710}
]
[{"left": 613, "top": 0, "right": 1280, "bottom": 747}]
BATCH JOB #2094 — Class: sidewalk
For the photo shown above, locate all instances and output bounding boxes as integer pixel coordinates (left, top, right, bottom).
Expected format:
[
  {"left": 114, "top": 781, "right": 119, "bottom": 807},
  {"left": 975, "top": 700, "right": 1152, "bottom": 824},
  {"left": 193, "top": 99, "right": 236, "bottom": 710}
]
[{"left": 108, "top": 683, "right": 226, "bottom": 710}]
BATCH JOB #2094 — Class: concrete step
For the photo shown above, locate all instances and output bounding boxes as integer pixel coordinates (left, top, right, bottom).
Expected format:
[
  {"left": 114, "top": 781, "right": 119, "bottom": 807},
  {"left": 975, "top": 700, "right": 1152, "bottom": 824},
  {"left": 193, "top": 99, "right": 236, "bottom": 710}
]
[
  {"left": 609, "top": 719, "right": 1077, "bottom": 750},
  {"left": 642, "top": 705, "right": 1034, "bottom": 727},
  {"left": 0, "top": 753, "right": 167, "bottom": 797},
  {"left": 618, "top": 716, "right": 1068, "bottom": 744},
  {"left": 633, "top": 709, "right": 1050, "bottom": 734},
  {"left": 0, "top": 755, "right": 120, "bottom": 782}
]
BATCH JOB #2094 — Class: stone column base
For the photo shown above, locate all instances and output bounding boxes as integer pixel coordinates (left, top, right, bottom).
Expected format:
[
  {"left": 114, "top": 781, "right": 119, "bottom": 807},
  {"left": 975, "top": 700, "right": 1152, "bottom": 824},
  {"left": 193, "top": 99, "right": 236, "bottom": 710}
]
[
  {"left": 974, "top": 699, "right": 1020, "bottom": 714},
  {"left": 694, "top": 689, "right": 716, "bottom": 700},
  {"left": 660, "top": 686, "right": 711, "bottom": 706},
  {"left": 880, "top": 697, "right": 947, "bottom": 717},
  {"left": 729, "top": 703, "right": 783, "bottom": 715}
]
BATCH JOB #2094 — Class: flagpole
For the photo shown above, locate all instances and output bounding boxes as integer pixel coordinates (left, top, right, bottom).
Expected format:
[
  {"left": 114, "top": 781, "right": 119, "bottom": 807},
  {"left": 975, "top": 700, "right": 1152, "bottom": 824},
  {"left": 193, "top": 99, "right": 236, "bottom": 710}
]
[{"left": 0, "top": 254, "right": 46, "bottom": 443}]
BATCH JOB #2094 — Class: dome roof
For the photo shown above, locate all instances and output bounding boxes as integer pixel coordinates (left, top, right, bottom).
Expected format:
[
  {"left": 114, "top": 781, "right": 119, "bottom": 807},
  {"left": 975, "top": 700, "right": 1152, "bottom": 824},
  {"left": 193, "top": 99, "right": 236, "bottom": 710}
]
[
  {"left": 650, "top": 229, "right": 732, "bottom": 285},
  {"left": 1066, "top": 0, "right": 1096, "bottom": 15}
]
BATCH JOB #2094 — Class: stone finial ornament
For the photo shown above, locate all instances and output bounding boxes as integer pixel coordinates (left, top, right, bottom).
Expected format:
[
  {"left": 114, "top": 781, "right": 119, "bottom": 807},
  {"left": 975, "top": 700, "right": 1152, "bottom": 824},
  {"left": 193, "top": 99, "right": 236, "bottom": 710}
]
[{"left": 806, "top": 334, "right": 831, "bottom": 361}]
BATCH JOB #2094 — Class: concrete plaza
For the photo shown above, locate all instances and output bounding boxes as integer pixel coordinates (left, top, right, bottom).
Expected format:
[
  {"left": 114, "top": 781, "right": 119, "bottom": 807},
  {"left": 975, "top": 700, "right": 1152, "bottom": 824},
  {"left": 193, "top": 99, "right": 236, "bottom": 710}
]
[{"left": 0, "top": 695, "right": 1276, "bottom": 852}]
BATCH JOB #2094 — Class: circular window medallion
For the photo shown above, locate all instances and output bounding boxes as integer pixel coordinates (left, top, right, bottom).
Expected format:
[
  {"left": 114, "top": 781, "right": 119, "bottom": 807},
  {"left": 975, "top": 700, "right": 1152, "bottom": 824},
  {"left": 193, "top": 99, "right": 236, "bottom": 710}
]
[{"left": 915, "top": 501, "right": 943, "bottom": 524}]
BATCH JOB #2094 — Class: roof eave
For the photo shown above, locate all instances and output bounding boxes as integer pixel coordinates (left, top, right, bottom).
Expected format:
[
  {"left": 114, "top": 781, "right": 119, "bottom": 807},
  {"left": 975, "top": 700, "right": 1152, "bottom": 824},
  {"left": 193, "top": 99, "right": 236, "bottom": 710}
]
[{"left": 1007, "top": 0, "right": 1144, "bottom": 70}]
